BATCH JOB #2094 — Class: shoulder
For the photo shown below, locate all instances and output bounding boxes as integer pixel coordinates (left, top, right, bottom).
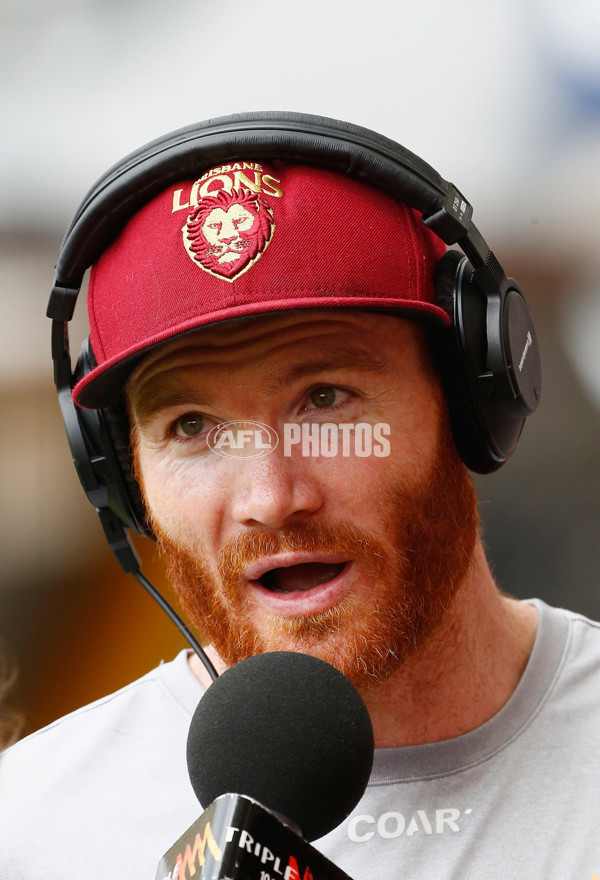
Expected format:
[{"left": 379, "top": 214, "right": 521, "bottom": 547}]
[
  {"left": 554, "top": 602, "right": 600, "bottom": 678},
  {"left": 529, "top": 597, "right": 600, "bottom": 646},
  {"left": 0, "top": 651, "right": 205, "bottom": 878},
  {"left": 530, "top": 600, "right": 600, "bottom": 717},
  {"left": 2, "top": 649, "right": 203, "bottom": 766},
  {"left": 542, "top": 599, "right": 600, "bottom": 655}
]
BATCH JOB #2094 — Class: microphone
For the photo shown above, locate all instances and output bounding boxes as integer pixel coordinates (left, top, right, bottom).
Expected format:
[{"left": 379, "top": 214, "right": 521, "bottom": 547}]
[{"left": 156, "top": 652, "right": 374, "bottom": 880}]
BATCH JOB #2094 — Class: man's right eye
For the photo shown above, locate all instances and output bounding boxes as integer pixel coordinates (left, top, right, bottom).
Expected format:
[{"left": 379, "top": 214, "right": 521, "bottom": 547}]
[{"left": 173, "top": 412, "right": 205, "bottom": 438}]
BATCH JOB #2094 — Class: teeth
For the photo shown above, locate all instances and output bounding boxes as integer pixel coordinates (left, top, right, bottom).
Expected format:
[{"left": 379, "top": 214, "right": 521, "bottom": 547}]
[{"left": 259, "top": 562, "right": 346, "bottom": 593}]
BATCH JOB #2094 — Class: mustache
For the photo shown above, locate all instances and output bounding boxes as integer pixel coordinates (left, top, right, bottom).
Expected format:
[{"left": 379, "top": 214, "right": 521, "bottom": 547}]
[{"left": 216, "top": 521, "right": 390, "bottom": 585}]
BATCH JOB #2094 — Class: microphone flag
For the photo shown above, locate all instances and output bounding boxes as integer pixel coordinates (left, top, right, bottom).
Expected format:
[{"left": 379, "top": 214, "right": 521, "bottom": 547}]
[{"left": 156, "top": 793, "right": 355, "bottom": 880}]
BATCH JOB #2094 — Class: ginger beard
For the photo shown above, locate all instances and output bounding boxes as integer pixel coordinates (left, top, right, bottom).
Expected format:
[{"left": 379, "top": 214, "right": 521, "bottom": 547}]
[{"left": 145, "top": 418, "right": 478, "bottom": 690}]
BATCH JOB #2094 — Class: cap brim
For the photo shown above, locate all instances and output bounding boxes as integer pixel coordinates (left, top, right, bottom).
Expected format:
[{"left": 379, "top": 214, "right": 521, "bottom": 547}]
[{"left": 73, "top": 299, "right": 450, "bottom": 409}]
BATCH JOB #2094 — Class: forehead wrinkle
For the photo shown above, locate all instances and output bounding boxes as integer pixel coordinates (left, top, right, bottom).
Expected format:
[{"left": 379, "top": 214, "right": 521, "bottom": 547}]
[{"left": 264, "top": 346, "right": 391, "bottom": 394}]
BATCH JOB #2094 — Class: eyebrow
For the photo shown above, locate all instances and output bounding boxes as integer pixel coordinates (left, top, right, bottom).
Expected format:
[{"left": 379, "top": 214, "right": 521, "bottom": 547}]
[
  {"left": 130, "top": 386, "right": 217, "bottom": 430},
  {"left": 130, "top": 345, "right": 390, "bottom": 428}
]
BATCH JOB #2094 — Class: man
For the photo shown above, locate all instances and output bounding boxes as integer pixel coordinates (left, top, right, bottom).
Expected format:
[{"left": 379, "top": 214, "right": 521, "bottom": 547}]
[{"left": 2, "top": 117, "right": 600, "bottom": 878}]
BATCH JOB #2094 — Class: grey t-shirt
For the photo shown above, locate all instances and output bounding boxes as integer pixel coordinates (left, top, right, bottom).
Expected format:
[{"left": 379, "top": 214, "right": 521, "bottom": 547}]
[{"left": 1, "top": 600, "right": 599, "bottom": 879}]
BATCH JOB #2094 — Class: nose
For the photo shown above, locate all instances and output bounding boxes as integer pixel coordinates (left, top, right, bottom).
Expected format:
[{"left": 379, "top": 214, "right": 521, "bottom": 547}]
[{"left": 229, "top": 451, "right": 324, "bottom": 530}]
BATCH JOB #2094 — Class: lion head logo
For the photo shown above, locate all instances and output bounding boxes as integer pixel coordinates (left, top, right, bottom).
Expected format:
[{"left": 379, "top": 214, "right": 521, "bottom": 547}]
[{"left": 182, "top": 187, "right": 275, "bottom": 281}]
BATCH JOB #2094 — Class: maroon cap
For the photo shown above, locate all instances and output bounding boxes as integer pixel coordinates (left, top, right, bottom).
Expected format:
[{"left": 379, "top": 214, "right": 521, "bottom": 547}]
[{"left": 73, "top": 161, "right": 449, "bottom": 408}]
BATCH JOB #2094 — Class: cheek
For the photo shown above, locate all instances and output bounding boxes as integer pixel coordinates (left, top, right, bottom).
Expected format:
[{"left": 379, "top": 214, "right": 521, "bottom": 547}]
[
  {"left": 386, "top": 382, "right": 446, "bottom": 466},
  {"left": 136, "top": 448, "right": 224, "bottom": 540},
  {"left": 301, "top": 453, "right": 396, "bottom": 525}
]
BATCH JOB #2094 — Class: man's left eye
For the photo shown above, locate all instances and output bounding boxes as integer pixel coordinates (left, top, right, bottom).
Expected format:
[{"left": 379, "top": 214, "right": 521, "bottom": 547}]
[
  {"left": 173, "top": 412, "right": 205, "bottom": 437},
  {"left": 308, "top": 386, "right": 339, "bottom": 409}
]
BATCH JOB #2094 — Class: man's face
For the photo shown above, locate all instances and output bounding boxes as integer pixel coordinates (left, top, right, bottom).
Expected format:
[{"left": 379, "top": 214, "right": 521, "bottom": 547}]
[{"left": 127, "top": 312, "right": 478, "bottom": 689}]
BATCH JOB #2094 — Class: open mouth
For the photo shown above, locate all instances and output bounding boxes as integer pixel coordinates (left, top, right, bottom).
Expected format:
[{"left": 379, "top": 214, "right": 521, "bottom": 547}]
[{"left": 258, "top": 562, "right": 347, "bottom": 594}]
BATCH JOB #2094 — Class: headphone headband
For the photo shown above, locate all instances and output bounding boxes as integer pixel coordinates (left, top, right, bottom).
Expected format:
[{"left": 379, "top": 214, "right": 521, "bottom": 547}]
[{"left": 48, "top": 111, "right": 497, "bottom": 324}]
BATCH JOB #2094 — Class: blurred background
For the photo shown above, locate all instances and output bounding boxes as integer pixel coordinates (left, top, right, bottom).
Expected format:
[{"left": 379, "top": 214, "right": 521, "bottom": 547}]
[{"left": 1, "top": 0, "right": 600, "bottom": 744}]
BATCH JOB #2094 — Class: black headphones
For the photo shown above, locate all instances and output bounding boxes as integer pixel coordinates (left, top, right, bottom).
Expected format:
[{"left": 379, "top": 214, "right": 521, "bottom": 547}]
[{"left": 47, "top": 111, "right": 541, "bottom": 669}]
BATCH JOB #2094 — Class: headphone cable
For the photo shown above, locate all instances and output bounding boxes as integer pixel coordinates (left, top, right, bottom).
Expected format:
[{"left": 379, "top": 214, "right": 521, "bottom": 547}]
[
  {"left": 132, "top": 570, "right": 219, "bottom": 682},
  {"left": 96, "top": 507, "right": 219, "bottom": 682}
]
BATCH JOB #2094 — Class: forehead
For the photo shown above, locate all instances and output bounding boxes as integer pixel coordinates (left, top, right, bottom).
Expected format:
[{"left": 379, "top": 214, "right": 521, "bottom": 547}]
[
  {"left": 128, "top": 311, "right": 432, "bottom": 385},
  {"left": 125, "top": 312, "right": 441, "bottom": 430}
]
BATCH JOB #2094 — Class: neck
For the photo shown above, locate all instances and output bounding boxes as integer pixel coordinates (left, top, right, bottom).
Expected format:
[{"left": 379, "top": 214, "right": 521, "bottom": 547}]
[{"left": 189, "top": 539, "right": 538, "bottom": 749}]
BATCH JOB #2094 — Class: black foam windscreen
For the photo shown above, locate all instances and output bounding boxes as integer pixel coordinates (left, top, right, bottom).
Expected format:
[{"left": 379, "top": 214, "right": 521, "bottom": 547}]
[{"left": 186, "top": 652, "right": 374, "bottom": 842}]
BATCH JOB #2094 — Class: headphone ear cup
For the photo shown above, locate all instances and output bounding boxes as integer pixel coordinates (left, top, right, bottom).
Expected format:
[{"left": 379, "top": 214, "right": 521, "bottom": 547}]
[
  {"left": 434, "top": 250, "right": 505, "bottom": 474},
  {"left": 99, "top": 402, "right": 151, "bottom": 537},
  {"left": 71, "top": 340, "right": 150, "bottom": 536}
]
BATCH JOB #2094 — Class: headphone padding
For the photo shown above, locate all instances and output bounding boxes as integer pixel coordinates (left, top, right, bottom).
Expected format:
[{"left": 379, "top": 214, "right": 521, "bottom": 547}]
[
  {"left": 434, "top": 251, "right": 504, "bottom": 474},
  {"left": 101, "top": 402, "right": 151, "bottom": 536}
]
